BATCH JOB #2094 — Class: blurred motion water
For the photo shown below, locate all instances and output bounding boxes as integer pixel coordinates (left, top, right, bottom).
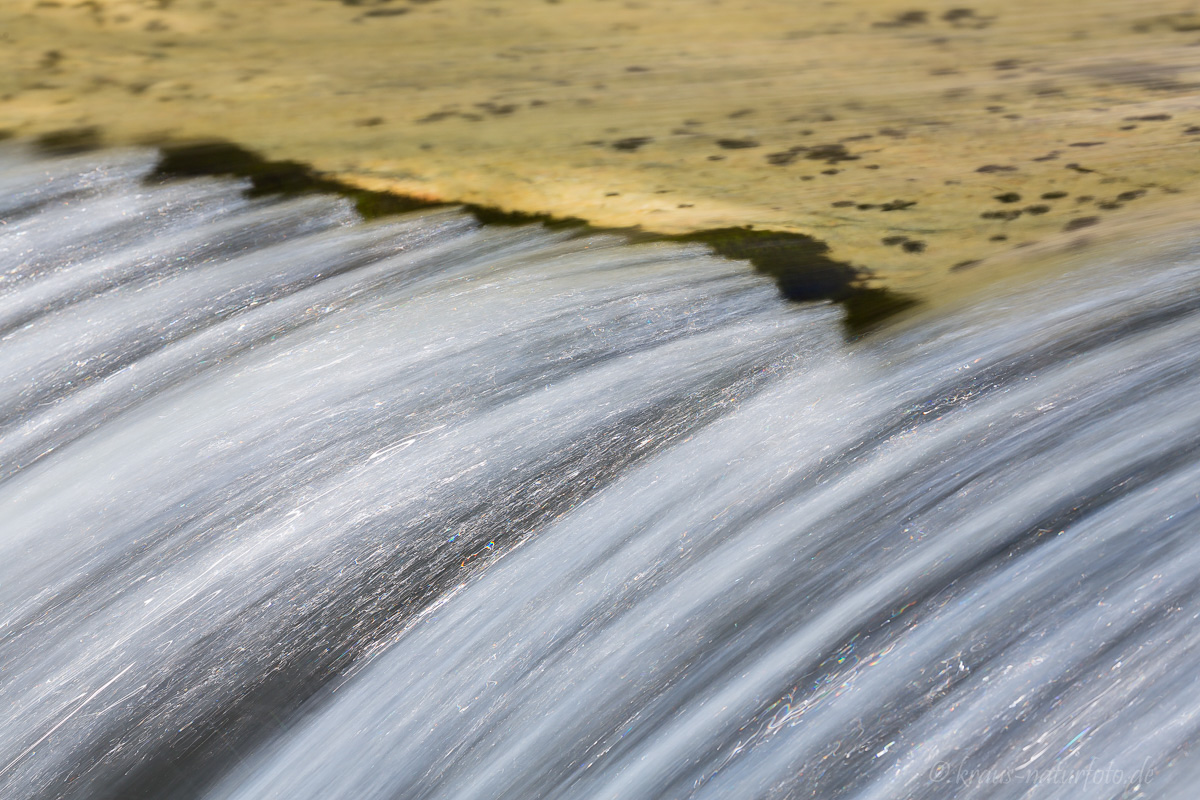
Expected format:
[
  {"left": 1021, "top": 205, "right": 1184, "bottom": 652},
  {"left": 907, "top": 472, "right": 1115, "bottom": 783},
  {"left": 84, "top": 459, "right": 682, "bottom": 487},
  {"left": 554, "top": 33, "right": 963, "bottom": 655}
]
[{"left": 1, "top": 145, "right": 1198, "bottom": 799}]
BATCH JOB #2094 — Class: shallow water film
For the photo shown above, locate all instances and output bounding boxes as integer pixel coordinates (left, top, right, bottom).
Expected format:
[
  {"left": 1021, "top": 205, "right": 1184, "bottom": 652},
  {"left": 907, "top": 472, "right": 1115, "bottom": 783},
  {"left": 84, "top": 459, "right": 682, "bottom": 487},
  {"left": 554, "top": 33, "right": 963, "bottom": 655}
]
[{"left": 2, "top": 147, "right": 1199, "bottom": 799}]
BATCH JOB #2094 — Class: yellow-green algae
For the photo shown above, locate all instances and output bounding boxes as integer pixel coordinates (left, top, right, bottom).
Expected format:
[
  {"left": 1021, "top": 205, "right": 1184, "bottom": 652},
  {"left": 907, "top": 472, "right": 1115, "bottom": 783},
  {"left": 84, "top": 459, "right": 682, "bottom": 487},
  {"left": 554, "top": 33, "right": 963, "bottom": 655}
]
[{"left": 3, "top": 0, "right": 1200, "bottom": 308}]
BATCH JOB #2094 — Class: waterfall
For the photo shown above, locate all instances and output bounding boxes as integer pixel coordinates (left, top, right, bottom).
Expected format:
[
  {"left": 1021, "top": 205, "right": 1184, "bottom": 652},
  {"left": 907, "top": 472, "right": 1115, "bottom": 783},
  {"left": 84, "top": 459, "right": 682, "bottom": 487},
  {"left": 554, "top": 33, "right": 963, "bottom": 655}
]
[{"left": 2, "top": 145, "right": 1198, "bottom": 799}]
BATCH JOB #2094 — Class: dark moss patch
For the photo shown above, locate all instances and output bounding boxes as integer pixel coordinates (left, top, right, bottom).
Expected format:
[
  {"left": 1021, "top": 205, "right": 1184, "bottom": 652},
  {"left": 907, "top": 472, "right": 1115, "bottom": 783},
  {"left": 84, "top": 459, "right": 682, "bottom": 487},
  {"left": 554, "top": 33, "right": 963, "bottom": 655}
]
[
  {"left": 879, "top": 199, "right": 917, "bottom": 211},
  {"left": 664, "top": 227, "right": 861, "bottom": 303},
  {"left": 840, "top": 288, "right": 919, "bottom": 337},
  {"left": 1069, "top": 141, "right": 1105, "bottom": 147},
  {"left": 1063, "top": 216, "right": 1100, "bottom": 231},
  {"left": 1032, "top": 152, "right": 1059, "bottom": 162},
  {"left": 715, "top": 138, "right": 760, "bottom": 149},
  {"left": 989, "top": 234, "right": 1008, "bottom": 241},
  {"left": 150, "top": 140, "right": 912, "bottom": 335},
  {"left": 34, "top": 126, "right": 103, "bottom": 155},
  {"left": 1116, "top": 189, "right": 1146, "bottom": 201},
  {"left": 1096, "top": 201, "right": 1123, "bottom": 210},
  {"left": 981, "top": 210, "right": 1022, "bottom": 221},
  {"left": 1023, "top": 204, "right": 1051, "bottom": 215},
  {"left": 881, "top": 235, "right": 909, "bottom": 246},
  {"left": 901, "top": 240, "right": 926, "bottom": 253},
  {"left": 831, "top": 200, "right": 855, "bottom": 207},
  {"left": 463, "top": 206, "right": 588, "bottom": 230},
  {"left": 612, "top": 136, "right": 653, "bottom": 152},
  {"left": 1065, "top": 163, "right": 1095, "bottom": 173},
  {"left": 994, "top": 192, "right": 1021, "bottom": 203},
  {"left": 1041, "top": 190, "right": 1068, "bottom": 199},
  {"left": 150, "top": 140, "right": 444, "bottom": 219},
  {"left": 977, "top": 164, "right": 1017, "bottom": 173},
  {"left": 1125, "top": 113, "right": 1171, "bottom": 121}
]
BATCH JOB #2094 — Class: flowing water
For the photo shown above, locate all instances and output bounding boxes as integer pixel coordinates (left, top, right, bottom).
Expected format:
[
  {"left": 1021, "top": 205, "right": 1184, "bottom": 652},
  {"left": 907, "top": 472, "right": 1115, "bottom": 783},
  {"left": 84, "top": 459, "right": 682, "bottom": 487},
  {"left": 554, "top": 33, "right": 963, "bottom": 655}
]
[{"left": 1, "top": 145, "right": 1198, "bottom": 799}]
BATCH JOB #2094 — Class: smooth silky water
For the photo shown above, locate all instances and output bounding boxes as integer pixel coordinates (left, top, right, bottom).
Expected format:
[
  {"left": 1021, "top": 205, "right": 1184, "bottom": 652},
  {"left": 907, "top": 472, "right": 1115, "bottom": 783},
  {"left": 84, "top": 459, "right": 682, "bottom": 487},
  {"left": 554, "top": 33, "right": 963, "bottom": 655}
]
[{"left": 1, "top": 145, "right": 1198, "bottom": 799}]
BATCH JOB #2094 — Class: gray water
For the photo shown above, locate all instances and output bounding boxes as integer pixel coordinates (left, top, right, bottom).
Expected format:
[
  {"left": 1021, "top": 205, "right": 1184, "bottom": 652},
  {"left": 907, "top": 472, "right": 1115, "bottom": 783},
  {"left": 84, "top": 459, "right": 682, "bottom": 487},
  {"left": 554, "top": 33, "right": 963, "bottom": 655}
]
[{"left": 1, "top": 145, "right": 1198, "bottom": 799}]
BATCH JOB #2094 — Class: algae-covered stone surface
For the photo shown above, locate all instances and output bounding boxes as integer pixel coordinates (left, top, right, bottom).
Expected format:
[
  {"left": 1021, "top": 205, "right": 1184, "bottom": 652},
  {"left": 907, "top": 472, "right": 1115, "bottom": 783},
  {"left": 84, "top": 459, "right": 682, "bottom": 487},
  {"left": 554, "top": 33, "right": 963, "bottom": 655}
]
[{"left": 3, "top": 0, "right": 1200, "bottom": 301}]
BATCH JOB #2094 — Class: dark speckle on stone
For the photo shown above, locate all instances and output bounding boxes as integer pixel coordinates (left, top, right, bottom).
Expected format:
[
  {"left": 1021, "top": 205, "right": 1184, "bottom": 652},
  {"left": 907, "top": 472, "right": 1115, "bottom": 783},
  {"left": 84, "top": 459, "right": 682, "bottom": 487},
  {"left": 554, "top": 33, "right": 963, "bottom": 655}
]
[
  {"left": 902, "top": 239, "right": 927, "bottom": 253},
  {"left": 417, "top": 110, "right": 456, "bottom": 123},
  {"left": 1069, "top": 141, "right": 1105, "bottom": 147},
  {"left": 990, "top": 234, "right": 1008, "bottom": 241},
  {"left": 476, "top": 102, "right": 518, "bottom": 115},
  {"left": 1124, "top": 113, "right": 1171, "bottom": 121},
  {"left": 993, "top": 59, "right": 1021, "bottom": 70},
  {"left": 981, "top": 210, "right": 1022, "bottom": 220},
  {"left": 1063, "top": 216, "right": 1100, "bottom": 231},
  {"left": 1041, "top": 191, "right": 1068, "bottom": 199},
  {"left": 1097, "top": 201, "right": 1123, "bottom": 210},
  {"left": 35, "top": 126, "right": 102, "bottom": 155},
  {"left": 831, "top": 200, "right": 855, "bottom": 207},
  {"left": 882, "top": 235, "right": 909, "bottom": 245},
  {"left": 707, "top": 155, "right": 725, "bottom": 161},
  {"left": 873, "top": 9, "right": 928, "bottom": 27},
  {"left": 951, "top": 259, "right": 981, "bottom": 271},
  {"left": 1066, "top": 163, "right": 1095, "bottom": 173},
  {"left": 716, "top": 138, "right": 760, "bottom": 149},
  {"left": 977, "top": 164, "right": 1018, "bottom": 173},
  {"left": 1024, "top": 204, "right": 1051, "bottom": 215},
  {"left": 805, "top": 144, "right": 859, "bottom": 164},
  {"left": 880, "top": 199, "right": 917, "bottom": 211},
  {"left": 994, "top": 192, "right": 1021, "bottom": 203},
  {"left": 821, "top": 168, "right": 840, "bottom": 175},
  {"left": 728, "top": 108, "right": 755, "bottom": 118},
  {"left": 766, "top": 147, "right": 807, "bottom": 166},
  {"left": 354, "top": 116, "right": 385, "bottom": 127},
  {"left": 1116, "top": 189, "right": 1146, "bottom": 201},
  {"left": 612, "top": 136, "right": 653, "bottom": 152}
]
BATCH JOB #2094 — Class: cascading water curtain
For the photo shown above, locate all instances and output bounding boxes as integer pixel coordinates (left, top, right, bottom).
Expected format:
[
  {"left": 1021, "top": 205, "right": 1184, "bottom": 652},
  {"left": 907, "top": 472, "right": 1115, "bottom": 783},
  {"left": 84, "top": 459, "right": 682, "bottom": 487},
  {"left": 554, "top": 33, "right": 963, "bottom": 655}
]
[{"left": 2, "top": 145, "right": 1199, "bottom": 799}]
